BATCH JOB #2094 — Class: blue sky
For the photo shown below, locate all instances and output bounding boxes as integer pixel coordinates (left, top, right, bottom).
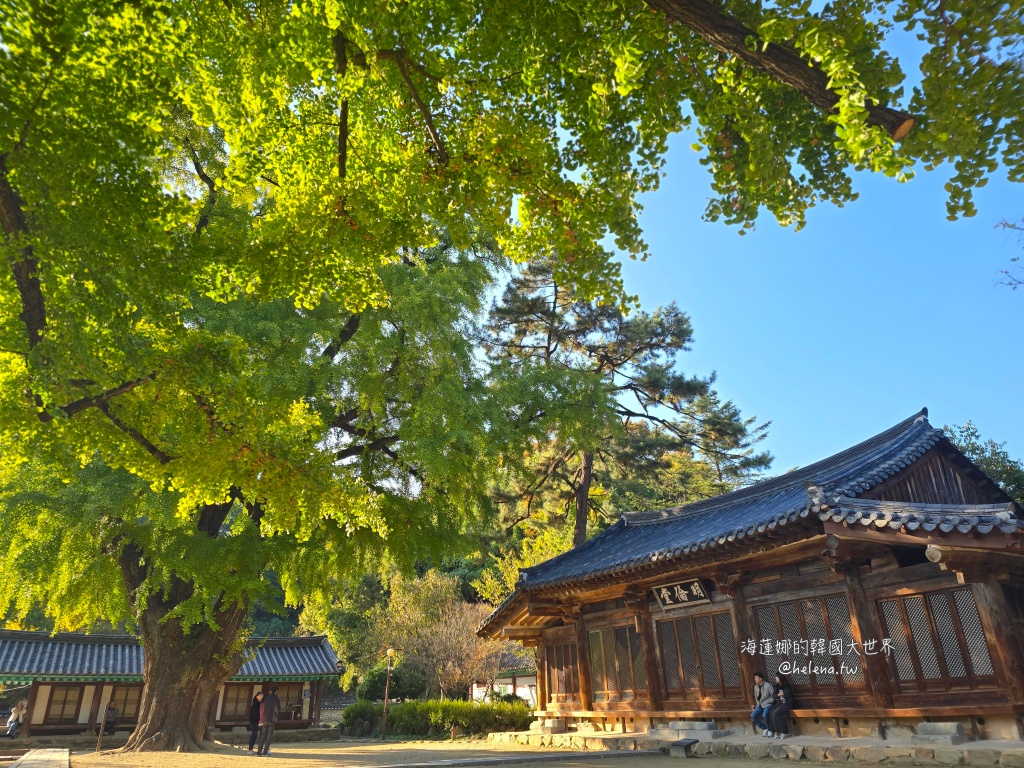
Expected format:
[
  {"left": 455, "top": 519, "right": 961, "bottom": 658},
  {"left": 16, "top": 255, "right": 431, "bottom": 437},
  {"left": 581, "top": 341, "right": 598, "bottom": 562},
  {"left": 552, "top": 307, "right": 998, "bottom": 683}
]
[{"left": 617, "top": 135, "right": 1024, "bottom": 473}]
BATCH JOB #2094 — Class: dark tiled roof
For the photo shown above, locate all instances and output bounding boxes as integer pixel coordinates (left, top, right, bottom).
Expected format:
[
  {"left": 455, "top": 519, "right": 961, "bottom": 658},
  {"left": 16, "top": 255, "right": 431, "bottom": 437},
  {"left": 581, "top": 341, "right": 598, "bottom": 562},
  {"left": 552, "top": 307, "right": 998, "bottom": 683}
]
[
  {"left": 823, "top": 497, "right": 1023, "bottom": 534},
  {"left": 516, "top": 409, "right": 944, "bottom": 592},
  {"left": 0, "top": 631, "right": 338, "bottom": 683}
]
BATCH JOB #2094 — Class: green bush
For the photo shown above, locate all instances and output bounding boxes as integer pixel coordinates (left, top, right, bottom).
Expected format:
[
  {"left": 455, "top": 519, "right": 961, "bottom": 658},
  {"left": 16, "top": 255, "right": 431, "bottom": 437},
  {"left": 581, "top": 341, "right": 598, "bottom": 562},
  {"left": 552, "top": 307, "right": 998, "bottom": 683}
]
[
  {"left": 341, "top": 700, "right": 532, "bottom": 736},
  {"left": 356, "top": 662, "right": 428, "bottom": 701},
  {"left": 341, "top": 699, "right": 383, "bottom": 726}
]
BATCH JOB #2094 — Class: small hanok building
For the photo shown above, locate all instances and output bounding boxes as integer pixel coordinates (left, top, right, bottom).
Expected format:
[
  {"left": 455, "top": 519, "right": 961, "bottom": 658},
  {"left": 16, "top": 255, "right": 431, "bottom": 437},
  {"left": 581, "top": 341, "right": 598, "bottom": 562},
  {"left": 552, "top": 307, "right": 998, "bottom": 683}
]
[
  {"left": 0, "top": 630, "right": 339, "bottom": 736},
  {"left": 478, "top": 410, "right": 1024, "bottom": 740}
]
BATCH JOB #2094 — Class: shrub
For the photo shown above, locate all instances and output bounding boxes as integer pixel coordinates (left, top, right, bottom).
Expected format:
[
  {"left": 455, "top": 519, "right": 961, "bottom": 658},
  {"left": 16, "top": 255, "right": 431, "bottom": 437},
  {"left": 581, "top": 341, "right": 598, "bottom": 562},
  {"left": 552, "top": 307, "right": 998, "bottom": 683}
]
[
  {"left": 341, "top": 700, "right": 532, "bottom": 736},
  {"left": 356, "top": 662, "right": 428, "bottom": 701}
]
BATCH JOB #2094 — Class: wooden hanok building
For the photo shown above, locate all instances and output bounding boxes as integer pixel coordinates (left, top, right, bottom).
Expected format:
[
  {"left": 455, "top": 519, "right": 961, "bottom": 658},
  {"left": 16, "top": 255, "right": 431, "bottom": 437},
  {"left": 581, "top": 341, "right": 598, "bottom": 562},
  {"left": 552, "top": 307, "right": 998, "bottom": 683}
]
[
  {"left": 0, "top": 630, "right": 339, "bottom": 736},
  {"left": 478, "top": 410, "right": 1024, "bottom": 740}
]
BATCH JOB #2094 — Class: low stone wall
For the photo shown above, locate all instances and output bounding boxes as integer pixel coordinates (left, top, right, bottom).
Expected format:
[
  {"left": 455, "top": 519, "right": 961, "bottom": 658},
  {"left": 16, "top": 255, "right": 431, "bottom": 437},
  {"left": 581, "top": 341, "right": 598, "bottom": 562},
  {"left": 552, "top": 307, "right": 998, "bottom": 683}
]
[{"left": 488, "top": 730, "right": 1024, "bottom": 766}]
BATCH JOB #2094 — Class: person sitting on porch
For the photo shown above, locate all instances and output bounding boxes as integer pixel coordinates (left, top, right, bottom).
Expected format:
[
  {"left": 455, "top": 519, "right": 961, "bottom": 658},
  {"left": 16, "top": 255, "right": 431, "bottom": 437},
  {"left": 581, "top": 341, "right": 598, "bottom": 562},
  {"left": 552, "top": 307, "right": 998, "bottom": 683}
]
[
  {"left": 750, "top": 672, "right": 774, "bottom": 736},
  {"left": 6, "top": 700, "right": 26, "bottom": 738},
  {"left": 103, "top": 703, "right": 119, "bottom": 736}
]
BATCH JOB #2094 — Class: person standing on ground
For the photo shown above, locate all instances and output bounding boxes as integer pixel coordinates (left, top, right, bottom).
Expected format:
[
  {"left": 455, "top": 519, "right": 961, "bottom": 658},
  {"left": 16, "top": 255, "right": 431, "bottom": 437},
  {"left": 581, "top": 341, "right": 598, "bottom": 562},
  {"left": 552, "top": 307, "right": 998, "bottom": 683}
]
[
  {"left": 750, "top": 672, "right": 775, "bottom": 736},
  {"left": 6, "top": 700, "right": 26, "bottom": 738},
  {"left": 247, "top": 691, "right": 265, "bottom": 754},
  {"left": 769, "top": 673, "right": 794, "bottom": 739},
  {"left": 257, "top": 684, "right": 281, "bottom": 757}
]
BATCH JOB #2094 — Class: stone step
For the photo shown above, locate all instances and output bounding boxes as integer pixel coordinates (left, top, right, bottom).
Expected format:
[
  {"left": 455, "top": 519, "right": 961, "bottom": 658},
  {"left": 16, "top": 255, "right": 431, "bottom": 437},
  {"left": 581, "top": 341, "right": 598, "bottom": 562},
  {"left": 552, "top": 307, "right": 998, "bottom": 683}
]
[
  {"left": 913, "top": 722, "right": 967, "bottom": 746},
  {"left": 648, "top": 726, "right": 728, "bottom": 740}
]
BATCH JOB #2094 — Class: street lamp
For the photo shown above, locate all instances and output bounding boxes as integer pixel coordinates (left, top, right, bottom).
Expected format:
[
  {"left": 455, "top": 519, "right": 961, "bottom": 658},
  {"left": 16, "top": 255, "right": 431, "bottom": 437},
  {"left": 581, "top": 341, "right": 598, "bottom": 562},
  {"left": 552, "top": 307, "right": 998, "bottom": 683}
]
[{"left": 380, "top": 648, "right": 396, "bottom": 741}]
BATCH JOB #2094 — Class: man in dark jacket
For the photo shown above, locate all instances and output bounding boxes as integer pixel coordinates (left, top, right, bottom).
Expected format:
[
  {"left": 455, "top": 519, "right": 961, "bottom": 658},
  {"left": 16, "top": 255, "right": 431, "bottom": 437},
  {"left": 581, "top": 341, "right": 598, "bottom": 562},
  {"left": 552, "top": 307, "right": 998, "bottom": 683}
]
[
  {"left": 257, "top": 684, "right": 281, "bottom": 757},
  {"left": 247, "top": 691, "right": 264, "bottom": 753}
]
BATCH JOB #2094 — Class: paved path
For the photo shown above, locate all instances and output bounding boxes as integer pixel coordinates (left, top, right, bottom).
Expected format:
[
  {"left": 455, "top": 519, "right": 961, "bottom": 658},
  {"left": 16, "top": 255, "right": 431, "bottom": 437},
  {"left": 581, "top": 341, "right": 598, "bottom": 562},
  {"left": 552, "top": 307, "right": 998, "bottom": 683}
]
[
  {"left": 11, "top": 749, "right": 70, "bottom": 768},
  {"left": 353, "top": 751, "right": 662, "bottom": 768}
]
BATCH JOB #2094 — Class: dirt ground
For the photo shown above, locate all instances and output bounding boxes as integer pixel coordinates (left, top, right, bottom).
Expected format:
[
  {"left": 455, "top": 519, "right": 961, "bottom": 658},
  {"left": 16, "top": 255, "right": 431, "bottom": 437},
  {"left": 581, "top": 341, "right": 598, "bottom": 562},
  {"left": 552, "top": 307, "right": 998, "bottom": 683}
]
[{"left": 69, "top": 739, "right": 706, "bottom": 768}]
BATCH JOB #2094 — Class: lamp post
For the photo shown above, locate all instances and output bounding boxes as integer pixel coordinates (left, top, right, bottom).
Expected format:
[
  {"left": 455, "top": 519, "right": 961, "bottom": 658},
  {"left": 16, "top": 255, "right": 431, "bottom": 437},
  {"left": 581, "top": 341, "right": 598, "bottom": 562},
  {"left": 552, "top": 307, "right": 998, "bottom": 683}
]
[{"left": 380, "top": 648, "right": 396, "bottom": 741}]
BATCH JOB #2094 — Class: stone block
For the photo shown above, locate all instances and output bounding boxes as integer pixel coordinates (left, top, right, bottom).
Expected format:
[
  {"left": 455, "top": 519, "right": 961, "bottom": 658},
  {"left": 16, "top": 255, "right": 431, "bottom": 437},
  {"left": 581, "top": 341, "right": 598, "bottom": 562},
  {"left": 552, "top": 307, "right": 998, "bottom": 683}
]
[
  {"left": 1000, "top": 751, "right": 1024, "bottom": 768},
  {"left": 786, "top": 745, "right": 806, "bottom": 761},
  {"left": 826, "top": 746, "right": 850, "bottom": 762},
  {"left": 916, "top": 735, "right": 967, "bottom": 746},
  {"left": 528, "top": 735, "right": 543, "bottom": 747},
  {"left": 886, "top": 726, "right": 916, "bottom": 741},
  {"left": 768, "top": 744, "right": 789, "bottom": 760},
  {"left": 728, "top": 743, "right": 747, "bottom": 758},
  {"left": 933, "top": 748, "right": 965, "bottom": 765},
  {"left": 710, "top": 741, "right": 729, "bottom": 757},
  {"left": 850, "top": 747, "right": 887, "bottom": 763},
  {"left": 670, "top": 744, "right": 693, "bottom": 758},
  {"left": 670, "top": 720, "right": 718, "bottom": 730},
  {"left": 586, "top": 737, "right": 617, "bottom": 751},
  {"left": 746, "top": 743, "right": 771, "bottom": 759},
  {"left": 919, "top": 724, "right": 966, "bottom": 738},
  {"left": 915, "top": 748, "right": 937, "bottom": 760},
  {"left": 805, "top": 746, "right": 828, "bottom": 762},
  {"left": 571, "top": 735, "right": 588, "bottom": 750},
  {"left": 694, "top": 742, "right": 713, "bottom": 756},
  {"left": 966, "top": 751, "right": 1000, "bottom": 766}
]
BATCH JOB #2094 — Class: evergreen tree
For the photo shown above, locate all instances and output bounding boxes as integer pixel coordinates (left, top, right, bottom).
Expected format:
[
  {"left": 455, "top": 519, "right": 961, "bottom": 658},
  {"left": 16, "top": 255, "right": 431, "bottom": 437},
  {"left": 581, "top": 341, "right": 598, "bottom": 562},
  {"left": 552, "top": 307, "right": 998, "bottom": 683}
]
[{"left": 486, "top": 259, "right": 770, "bottom": 549}]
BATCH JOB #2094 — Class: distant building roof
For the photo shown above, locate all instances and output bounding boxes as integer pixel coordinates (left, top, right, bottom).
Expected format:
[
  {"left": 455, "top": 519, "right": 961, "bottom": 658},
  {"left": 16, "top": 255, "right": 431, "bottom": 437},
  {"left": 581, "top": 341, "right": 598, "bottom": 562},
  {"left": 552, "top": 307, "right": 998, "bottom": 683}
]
[
  {"left": 479, "top": 409, "right": 1019, "bottom": 637},
  {"left": 0, "top": 631, "right": 339, "bottom": 683}
]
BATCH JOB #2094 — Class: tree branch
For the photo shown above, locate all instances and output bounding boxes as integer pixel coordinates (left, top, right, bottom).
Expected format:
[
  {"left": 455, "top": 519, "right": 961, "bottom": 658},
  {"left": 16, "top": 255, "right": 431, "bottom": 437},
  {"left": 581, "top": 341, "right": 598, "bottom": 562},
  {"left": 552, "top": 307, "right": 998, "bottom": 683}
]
[
  {"left": 60, "top": 374, "right": 156, "bottom": 416},
  {"left": 197, "top": 497, "right": 235, "bottom": 538},
  {"left": 0, "top": 155, "right": 46, "bottom": 349},
  {"left": 335, "top": 434, "right": 400, "bottom": 460},
  {"left": 647, "top": 0, "right": 916, "bottom": 140},
  {"left": 322, "top": 314, "right": 360, "bottom": 358},
  {"left": 391, "top": 51, "right": 450, "bottom": 165},
  {"left": 184, "top": 138, "right": 217, "bottom": 234},
  {"left": 96, "top": 400, "right": 174, "bottom": 464}
]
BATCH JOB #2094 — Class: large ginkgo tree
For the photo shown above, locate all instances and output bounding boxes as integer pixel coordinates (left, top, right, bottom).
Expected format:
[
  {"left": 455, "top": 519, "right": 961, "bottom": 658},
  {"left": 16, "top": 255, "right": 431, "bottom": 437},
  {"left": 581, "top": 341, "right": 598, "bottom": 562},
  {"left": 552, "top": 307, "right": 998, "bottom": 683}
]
[{"left": 1, "top": 0, "right": 1022, "bottom": 751}]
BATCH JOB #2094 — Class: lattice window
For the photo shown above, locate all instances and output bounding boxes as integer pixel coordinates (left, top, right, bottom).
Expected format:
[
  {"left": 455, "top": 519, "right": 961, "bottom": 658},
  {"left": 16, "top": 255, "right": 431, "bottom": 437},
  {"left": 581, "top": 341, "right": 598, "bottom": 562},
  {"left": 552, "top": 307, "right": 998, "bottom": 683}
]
[
  {"left": 589, "top": 625, "right": 646, "bottom": 702},
  {"left": 825, "top": 595, "right": 863, "bottom": 682},
  {"left": 45, "top": 685, "right": 83, "bottom": 724},
  {"left": 220, "top": 684, "right": 252, "bottom": 721},
  {"left": 715, "top": 613, "right": 741, "bottom": 688},
  {"left": 754, "top": 594, "right": 862, "bottom": 694},
  {"left": 953, "top": 590, "right": 994, "bottom": 676},
  {"left": 657, "top": 610, "right": 741, "bottom": 697},
  {"left": 879, "top": 587, "right": 997, "bottom": 693}
]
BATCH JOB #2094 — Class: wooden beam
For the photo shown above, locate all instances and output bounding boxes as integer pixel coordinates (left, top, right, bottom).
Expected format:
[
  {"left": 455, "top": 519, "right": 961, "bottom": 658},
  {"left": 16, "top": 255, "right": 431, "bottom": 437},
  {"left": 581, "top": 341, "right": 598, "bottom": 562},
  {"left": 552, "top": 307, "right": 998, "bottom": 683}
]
[
  {"left": 536, "top": 643, "right": 548, "bottom": 713},
  {"left": 23, "top": 681, "right": 38, "bottom": 737},
  {"left": 624, "top": 590, "right": 664, "bottom": 711},
  {"left": 971, "top": 577, "right": 1024, "bottom": 705},
  {"left": 715, "top": 572, "right": 757, "bottom": 707},
  {"left": 88, "top": 682, "right": 105, "bottom": 735},
  {"left": 841, "top": 563, "right": 896, "bottom": 708},
  {"left": 562, "top": 606, "right": 594, "bottom": 711}
]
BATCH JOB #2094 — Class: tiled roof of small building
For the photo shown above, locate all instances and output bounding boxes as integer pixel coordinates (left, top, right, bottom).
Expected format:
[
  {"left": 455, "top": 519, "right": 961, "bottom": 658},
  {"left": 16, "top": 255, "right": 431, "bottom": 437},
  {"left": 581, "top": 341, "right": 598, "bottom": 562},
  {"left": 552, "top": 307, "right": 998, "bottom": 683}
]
[{"left": 0, "top": 631, "right": 338, "bottom": 683}]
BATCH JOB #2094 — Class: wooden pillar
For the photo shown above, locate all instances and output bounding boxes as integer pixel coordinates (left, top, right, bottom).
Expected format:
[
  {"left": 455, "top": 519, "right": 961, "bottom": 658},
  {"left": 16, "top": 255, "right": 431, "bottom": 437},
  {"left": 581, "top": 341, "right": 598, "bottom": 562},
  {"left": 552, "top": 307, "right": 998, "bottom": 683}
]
[
  {"left": 312, "top": 680, "right": 324, "bottom": 726},
  {"left": 23, "top": 681, "right": 38, "bottom": 738},
  {"left": 535, "top": 644, "right": 548, "bottom": 713},
  {"left": 88, "top": 683, "right": 106, "bottom": 734},
  {"left": 563, "top": 606, "right": 594, "bottom": 712},
  {"left": 625, "top": 589, "right": 664, "bottom": 711},
  {"left": 841, "top": 560, "right": 896, "bottom": 708},
  {"left": 716, "top": 572, "right": 757, "bottom": 706},
  {"left": 972, "top": 576, "right": 1024, "bottom": 705}
]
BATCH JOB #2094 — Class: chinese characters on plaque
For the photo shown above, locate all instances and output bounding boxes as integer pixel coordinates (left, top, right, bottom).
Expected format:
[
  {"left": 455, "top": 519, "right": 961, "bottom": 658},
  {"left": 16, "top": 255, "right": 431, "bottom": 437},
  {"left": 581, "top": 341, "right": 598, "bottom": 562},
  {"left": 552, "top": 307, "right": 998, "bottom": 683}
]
[{"left": 652, "top": 579, "right": 712, "bottom": 609}]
